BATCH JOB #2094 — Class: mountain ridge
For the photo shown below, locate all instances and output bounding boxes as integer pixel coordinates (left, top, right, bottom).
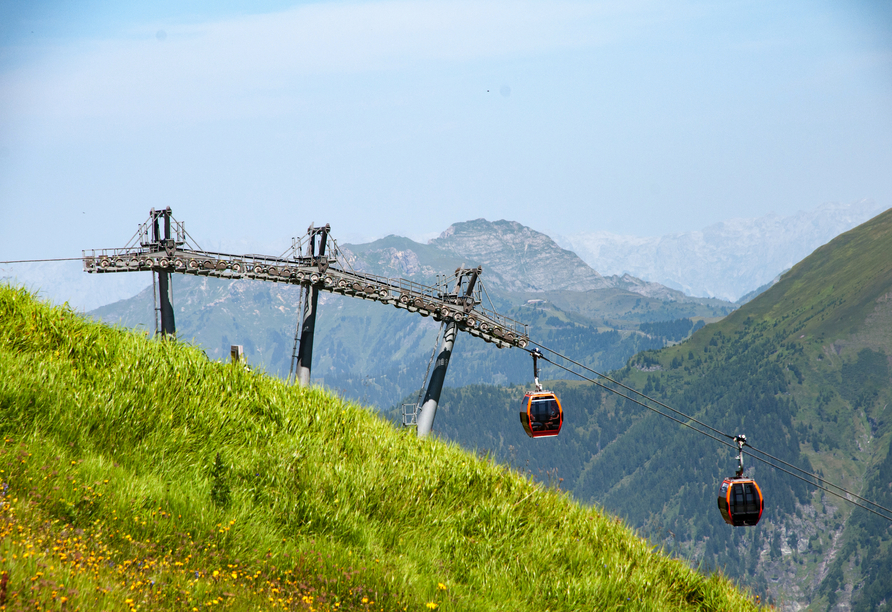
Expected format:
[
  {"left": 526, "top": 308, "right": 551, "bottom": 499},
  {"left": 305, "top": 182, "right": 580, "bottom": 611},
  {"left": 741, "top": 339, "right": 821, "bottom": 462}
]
[
  {"left": 346, "top": 218, "right": 719, "bottom": 303},
  {"left": 561, "top": 200, "right": 887, "bottom": 301},
  {"left": 6, "top": 202, "right": 879, "bottom": 312}
]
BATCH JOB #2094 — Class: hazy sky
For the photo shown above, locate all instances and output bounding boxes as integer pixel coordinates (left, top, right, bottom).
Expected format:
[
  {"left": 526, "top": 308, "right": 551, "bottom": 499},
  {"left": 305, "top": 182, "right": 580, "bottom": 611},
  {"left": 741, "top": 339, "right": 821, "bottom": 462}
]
[{"left": 1, "top": 0, "right": 891, "bottom": 260}]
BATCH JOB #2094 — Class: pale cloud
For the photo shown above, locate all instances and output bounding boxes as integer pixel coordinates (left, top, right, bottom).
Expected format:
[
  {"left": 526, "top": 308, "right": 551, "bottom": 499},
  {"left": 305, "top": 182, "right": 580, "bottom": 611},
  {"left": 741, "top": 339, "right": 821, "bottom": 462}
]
[
  {"left": 4, "top": 0, "right": 887, "bottom": 257},
  {"left": 1, "top": 0, "right": 650, "bottom": 127}
]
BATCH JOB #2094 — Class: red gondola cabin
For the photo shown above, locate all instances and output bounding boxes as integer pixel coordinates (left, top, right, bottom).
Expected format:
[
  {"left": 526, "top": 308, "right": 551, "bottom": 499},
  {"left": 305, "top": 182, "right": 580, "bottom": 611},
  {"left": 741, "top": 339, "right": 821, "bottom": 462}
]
[
  {"left": 519, "top": 392, "right": 563, "bottom": 438},
  {"left": 717, "top": 477, "right": 764, "bottom": 526}
]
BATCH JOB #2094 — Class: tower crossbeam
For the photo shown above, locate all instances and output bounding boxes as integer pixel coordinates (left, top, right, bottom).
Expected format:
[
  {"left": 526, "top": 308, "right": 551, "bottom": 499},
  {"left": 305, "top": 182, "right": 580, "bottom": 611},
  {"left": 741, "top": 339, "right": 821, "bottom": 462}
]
[{"left": 83, "top": 209, "right": 530, "bottom": 350}]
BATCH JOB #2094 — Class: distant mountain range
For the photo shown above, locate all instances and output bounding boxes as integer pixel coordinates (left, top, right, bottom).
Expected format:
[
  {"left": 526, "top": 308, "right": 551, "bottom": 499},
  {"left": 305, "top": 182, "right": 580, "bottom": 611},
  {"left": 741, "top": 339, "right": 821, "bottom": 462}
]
[
  {"left": 4, "top": 200, "right": 884, "bottom": 312},
  {"left": 560, "top": 200, "right": 887, "bottom": 302}
]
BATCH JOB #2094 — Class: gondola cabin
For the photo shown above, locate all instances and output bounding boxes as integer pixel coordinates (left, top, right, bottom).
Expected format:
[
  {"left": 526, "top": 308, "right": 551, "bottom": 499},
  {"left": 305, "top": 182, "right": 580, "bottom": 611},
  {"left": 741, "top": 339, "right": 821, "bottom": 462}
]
[
  {"left": 519, "top": 392, "right": 563, "bottom": 438},
  {"left": 717, "top": 477, "right": 763, "bottom": 526}
]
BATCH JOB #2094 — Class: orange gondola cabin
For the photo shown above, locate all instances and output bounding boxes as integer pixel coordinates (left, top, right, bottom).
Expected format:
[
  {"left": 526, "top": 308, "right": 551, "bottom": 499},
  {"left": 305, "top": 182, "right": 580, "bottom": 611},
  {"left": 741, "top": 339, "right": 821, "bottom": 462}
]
[
  {"left": 717, "top": 477, "right": 764, "bottom": 526},
  {"left": 717, "top": 434, "right": 764, "bottom": 526},
  {"left": 519, "top": 391, "right": 563, "bottom": 438}
]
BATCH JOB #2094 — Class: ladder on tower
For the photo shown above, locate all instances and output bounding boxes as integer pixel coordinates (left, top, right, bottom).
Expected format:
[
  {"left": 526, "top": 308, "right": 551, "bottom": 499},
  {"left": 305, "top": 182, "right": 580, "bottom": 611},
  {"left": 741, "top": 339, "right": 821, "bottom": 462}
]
[
  {"left": 403, "top": 318, "right": 445, "bottom": 426},
  {"left": 287, "top": 285, "right": 308, "bottom": 385}
]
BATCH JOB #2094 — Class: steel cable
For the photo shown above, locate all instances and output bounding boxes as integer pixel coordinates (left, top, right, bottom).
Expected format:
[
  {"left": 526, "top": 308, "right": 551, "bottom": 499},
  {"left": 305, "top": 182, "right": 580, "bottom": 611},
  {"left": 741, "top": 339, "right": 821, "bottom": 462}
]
[
  {"left": 530, "top": 340, "right": 735, "bottom": 440},
  {"left": 531, "top": 341, "right": 892, "bottom": 512},
  {"left": 527, "top": 344, "right": 892, "bottom": 523},
  {"left": 1, "top": 257, "right": 83, "bottom": 264}
]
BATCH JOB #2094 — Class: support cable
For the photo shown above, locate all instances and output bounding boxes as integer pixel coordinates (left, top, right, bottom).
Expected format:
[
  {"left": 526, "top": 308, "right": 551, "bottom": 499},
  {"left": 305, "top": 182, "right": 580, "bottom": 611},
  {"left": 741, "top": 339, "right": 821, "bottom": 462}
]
[
  {"left": 122, "top": 222, "right": 146, "bottom": 251},
  {"left": 327, "top": 236, "right": 358, "bottom": 275},
  {"left": 533, "top": 351, "right": 739, "bottom": 450},
  {"left": 179, "top": 224, "right": 204, "bottom": 253},
  {"left": 279, "top": 235, "right": 304, "bottom": 261},
  {"left": 530, "top": 340, "right": 735, "bottom": 441},
  {"left": 744, "top": 451, "right": 892, "bottom": 523},
  {"left": 480, "top": 280, "right": 498, "bottom": 313},
  {"left": 526, "top": 344, "right": 892, "bottom": 523},
  {"left": 531, "top": 340, "right": 892, "bottom": 516},
  {"left": 738, "top": 443, "right": 889, "bottom": 513},
  {"left": 1, "top": 257, "right": 84, "bottom": 264}
]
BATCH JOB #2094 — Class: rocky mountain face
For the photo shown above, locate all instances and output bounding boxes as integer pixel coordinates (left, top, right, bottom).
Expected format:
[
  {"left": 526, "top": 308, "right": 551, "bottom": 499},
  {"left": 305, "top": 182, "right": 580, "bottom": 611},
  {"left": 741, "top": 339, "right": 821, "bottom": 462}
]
[
  {"left": 428, "top": 219, "right": 611, "bottom": 292},
  {"left": 562, "top": 200, "right": 888, "bottom": 302},
  {"left": 345, "top": 218, "right": 717, "bottom": 304}
]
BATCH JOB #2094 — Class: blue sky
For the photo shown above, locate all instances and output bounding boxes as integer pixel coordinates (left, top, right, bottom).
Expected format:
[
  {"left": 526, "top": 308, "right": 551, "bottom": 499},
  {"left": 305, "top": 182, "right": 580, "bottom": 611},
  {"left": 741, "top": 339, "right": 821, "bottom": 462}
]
[{"left": 1, "top": 0, "right": 891, "bottom": 259}]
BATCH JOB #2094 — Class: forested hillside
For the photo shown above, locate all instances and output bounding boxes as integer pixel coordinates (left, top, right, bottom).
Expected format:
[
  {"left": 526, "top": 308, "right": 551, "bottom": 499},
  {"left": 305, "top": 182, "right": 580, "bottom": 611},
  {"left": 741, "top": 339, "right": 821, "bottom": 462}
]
[{"left": 426, "top": 209, "right": 892, "bottom": 611}]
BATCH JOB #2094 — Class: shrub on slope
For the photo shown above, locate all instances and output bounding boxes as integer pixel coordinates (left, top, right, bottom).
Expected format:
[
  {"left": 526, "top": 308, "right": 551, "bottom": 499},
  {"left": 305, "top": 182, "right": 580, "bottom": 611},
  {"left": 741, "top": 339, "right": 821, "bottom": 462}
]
[{"left": 0, "top": 285, "right": 760, "bottom": 611}]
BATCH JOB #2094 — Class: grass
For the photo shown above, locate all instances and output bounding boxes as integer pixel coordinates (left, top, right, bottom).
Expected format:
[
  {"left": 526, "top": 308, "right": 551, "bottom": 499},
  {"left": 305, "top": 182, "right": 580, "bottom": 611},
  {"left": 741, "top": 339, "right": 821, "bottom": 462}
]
[{"left": 0, "top": 284, "right": 762, "bottom": 611}]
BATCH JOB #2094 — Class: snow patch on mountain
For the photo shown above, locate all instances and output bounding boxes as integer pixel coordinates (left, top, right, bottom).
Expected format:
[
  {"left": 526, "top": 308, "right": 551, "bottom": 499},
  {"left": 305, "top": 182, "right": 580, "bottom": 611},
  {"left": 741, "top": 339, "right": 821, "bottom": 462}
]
[{"left": 560, "top": 200, "right": 887, "bottom": 302}]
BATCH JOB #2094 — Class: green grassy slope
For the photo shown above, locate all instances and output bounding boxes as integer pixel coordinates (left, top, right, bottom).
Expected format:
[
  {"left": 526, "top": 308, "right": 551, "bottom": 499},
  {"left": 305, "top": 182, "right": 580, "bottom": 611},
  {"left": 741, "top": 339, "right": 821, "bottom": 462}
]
[
  {"left": 0, "top": 285, "right": 760, "bottom": 611},
  {"left": 87, "top": 275, "right": 708, "bottom": 408}
]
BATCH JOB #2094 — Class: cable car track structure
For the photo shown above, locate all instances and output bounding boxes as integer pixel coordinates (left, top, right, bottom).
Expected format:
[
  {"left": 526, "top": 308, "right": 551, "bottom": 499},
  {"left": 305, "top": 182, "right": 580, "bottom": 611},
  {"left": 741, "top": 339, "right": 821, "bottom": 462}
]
[
  {"left": 82, "top": 208, "right": 529, "bottom": 349},
  {"left": 83, "top": 208, "right": 529, "bottom": 437}
]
